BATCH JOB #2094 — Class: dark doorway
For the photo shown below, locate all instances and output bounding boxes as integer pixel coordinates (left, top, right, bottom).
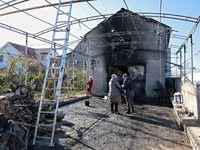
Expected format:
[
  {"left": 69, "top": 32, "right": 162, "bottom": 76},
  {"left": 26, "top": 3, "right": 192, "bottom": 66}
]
[
  {"left": 127, "top": 65, "right": 145, "bottom": 97},
  {"left": 107, "top": 66, "right": 128, "bottom": 92},
  {"left": 107, "top": 66, "right": 128, "bottom": 83},
  {"left": 107, "top": 65, "right": 145, "bottom": 98}
]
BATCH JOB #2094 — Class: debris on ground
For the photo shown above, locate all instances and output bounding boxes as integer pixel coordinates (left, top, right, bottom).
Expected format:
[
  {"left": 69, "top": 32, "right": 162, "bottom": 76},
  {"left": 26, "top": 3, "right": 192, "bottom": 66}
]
[
  {"left": 0, "top": 113, "right": 29, "bottom": 150},
  {"left": 175, "top": 105, "right": 193, "bottom": 116},
  {"left": 182, "top": 106, "right": 193, "bottom": 116},
  {"left": 0, "top": 85, "right": 66, "bottom": 149},
  {"left": 0, "top": 85, "right": 58, "bottom": 125},
  {"left": 0, "top": 85, "right": 65, "bottom": 124}
]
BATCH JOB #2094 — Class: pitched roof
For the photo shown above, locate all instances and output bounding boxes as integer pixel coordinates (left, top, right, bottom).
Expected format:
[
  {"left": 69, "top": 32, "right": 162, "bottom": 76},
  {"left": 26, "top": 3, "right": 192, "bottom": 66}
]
[
  {"left": 85, "top": 8, "right": 170, "bottom": 37},
  {"left": 8, "top": 42, "right": 50, "bottom": 57},
  {"left": 8, "top": 42, "right": 37, "bottom": 57},
  {"left": 116, "top": 8, "right": 170, "bottom": 27}
]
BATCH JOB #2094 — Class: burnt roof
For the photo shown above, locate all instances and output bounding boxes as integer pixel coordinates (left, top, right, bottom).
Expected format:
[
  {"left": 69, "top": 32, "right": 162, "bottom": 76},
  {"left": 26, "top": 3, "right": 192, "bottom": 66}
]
[
  {"left": 84, "top": 8, "right": 170, "bottom": 37},
  {"left": 116, "top": 8, "right": 170, "bottom": 27}
]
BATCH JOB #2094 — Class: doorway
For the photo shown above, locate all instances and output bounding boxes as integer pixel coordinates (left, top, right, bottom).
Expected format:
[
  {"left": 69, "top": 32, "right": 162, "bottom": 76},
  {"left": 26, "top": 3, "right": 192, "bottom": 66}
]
[
  {"left": 107, "top": 66, "right": 128, "bottom": 83},
  {"left": 127, "top": 65, "right": 145, "bottom": 97},
  {"left": 107, "top": 65, "right": 145, "bottom": 98}
]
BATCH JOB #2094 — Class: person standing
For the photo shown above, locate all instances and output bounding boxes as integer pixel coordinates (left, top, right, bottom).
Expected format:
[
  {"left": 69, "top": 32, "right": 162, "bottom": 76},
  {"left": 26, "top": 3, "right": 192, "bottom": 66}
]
[
  {"left": 117, "top": 70, "right": 126, "bottom": 103},
  {"left": 116, "top": 70, "right": 123, "bottom": 85},
  {"left": 123, "top": 74, "right": 135, "bottom": 113},
  {"left": 87, "top": 76, "right": 93, "bottom": 97},
  {"left": 109, "top": 74, "right": 122, "bottom": 113}
]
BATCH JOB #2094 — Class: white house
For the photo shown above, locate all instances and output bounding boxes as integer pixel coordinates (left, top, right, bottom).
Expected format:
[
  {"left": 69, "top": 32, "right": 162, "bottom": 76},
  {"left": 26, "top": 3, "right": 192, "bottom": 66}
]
[
  {"left": 0, "top": 42, "right": 58, "bottom": 71},
  {"left": 34, "top": 48, "right": 58, "bottom": 67}
]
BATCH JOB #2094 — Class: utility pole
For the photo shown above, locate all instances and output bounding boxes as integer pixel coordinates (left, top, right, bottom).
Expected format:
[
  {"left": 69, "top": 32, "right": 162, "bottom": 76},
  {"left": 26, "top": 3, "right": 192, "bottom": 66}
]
[
  {"left": 67, "top": 54, "right": 69, "bottom": 98},
  {"left": 180, "top": 49, "right": 182, "bottom": 78},
  {"left": 190, "top": 35, "right": 193, "bottom": 84},
  {"left": 25, "top": 33, "right": 28, "bottom": 85},
  {"left": 53, "top": 43, "right": 56, "bottom": 100},
  {"left": 73, "top": 50, "right": 75, "bottom": 98},
  {"left": 184, "top": 45, "right": 186, "bottom": 82}
]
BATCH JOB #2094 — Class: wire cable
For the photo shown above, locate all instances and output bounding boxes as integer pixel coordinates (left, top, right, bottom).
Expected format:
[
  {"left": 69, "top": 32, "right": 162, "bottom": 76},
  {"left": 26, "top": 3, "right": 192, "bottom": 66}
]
[
  {"left": 0, "top": 0, "right": 18, "bottom": 7},
  {"left": 100, "top": 0, "right": 107, "bottom": 13},
  {"left": 0, "top": 0, "right": 28, "bottom": 11},
  {"left": 179, "top": 0, "right": 200, "bottom": 32},
  {"left": 1, "top": 0, "right": 82, "bottom": 43},
  {"left": 1, "top": 0, "right": 53, "bottom": 26},
  {"left": 135, "top": 0, "right": 141, "bottom": 11},
  {"left": 123, "top": 0, "right": 144, "bottom": 49},
  {"left": 86, "top": 0, "right": 127, "bottom": 46},
  {"left": 169, "top": 49, "right": 200, "bottom": 71},
  {"left": 33, "top": 12, "right": 198, "bottom": 38},
  {"left": 45, "top": 0, "right": 91, "bottom": 31}
]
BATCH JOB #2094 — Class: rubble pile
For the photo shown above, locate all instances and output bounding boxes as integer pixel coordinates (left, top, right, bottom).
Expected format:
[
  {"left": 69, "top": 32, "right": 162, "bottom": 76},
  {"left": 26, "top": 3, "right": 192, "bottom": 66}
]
[
  {"left": 0, "top": 113, "right": 29, "bottom": 150},
  {"left": 0, "top": 86, "right": 55, "bottom": 124},
  {"left": 0, "top": 85, "right": 65, "bottom": 149},
  {"left": 0, "top": 85, "right": 65, "bottom": 132}
]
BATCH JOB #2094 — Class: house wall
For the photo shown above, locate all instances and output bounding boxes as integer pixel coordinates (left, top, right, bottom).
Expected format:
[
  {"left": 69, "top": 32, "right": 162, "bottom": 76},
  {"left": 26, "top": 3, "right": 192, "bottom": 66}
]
[
  {"left": 40, "top": 55, "right": 48, "bottom": 67},
  {"left": 72, "top": 9, "right": 170, "bottom": 98},
  {"left": 0, "top": 43, "right": 21, "bottom": 71},
  {"left": 66, "top": 47, "right": 87, "bottom": 72},
  {"left": 85, "top": 49, "right": 166, "bottom": 98},
  {"left": 181, "top": 82, "right": 200, "bottom": 119},
  {"left": 37, "top": 50, "right": 58, "bottom": 68},
  {"left": 86, "top": 17, "right": 168, "bottom": 98}
]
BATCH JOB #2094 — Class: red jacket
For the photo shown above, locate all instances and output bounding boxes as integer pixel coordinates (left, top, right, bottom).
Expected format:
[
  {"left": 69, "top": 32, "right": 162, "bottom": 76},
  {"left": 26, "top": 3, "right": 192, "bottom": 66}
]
[{"left": 87, "top": 79, "right": 93, "bottom": 88}]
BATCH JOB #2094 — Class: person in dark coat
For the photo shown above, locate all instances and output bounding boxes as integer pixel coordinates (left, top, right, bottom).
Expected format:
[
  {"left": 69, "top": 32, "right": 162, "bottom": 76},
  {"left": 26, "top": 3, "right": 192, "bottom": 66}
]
[
  {"left": 123, "top": 74, "right": 135, "bottom": 113},
  {"left": 117, "top": 70, "right": 123, "bottom": 85},
  {"left": 109, "top": 74, "right": 122, "bottom": 113},
  {"left": 87, "top": 76, "right": 93, "bottom": 97}
]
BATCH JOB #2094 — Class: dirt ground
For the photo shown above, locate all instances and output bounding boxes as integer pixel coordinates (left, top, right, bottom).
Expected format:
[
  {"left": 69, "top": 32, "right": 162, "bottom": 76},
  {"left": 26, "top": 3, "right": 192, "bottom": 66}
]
[{"left": 31, "top": 96, "right": 192, "bottom": 150}]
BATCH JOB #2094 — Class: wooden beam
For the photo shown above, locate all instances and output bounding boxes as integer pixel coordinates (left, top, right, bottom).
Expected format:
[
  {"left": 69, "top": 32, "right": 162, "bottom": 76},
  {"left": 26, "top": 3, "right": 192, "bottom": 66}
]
[{"left": 0, "top": 0, "right": 95, "bottom": 17}]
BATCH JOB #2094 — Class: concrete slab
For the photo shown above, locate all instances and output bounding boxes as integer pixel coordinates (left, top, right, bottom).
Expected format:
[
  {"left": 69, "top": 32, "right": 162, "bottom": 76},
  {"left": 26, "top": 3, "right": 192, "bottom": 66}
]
[
  {"left": 171, "top": 99, "right": 200, "bottom": 131},
  {"left": 187, "top": 127, "right": 200, "bottom": 150},
  {"left": 171, "top": 97, "right": 200, "bottom": 150}
]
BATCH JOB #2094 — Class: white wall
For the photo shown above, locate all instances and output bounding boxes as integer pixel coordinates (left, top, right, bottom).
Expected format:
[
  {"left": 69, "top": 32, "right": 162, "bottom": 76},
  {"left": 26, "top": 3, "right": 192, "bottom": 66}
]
[
  {"left": 182, "top": 82, "right": 200, "bottom": 119},
  {"left": 0, "top": 43, "right": 21, "bottom": 71}
]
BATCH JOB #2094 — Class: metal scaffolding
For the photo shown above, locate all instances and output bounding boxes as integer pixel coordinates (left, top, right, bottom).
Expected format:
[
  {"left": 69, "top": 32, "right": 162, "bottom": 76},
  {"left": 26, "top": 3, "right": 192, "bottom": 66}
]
[
  {"left": 175, "top": 15, "right": 200, "bottom": 84},
  {"left": 0, "top": 0, "right": 200, "bottom": 96}
]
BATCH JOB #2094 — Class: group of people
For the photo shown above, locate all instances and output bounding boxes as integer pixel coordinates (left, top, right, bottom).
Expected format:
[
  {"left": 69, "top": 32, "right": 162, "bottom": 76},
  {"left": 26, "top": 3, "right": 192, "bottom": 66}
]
[
  {"left": 86, "top": 70, "right": 135, "bottom": 114},
  {"left": 109, "top": 70, "right": 135, "bottom": 114}
]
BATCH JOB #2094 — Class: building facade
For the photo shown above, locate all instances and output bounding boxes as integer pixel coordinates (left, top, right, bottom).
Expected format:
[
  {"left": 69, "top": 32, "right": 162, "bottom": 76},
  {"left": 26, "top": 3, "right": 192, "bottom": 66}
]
[{"left": 68, "top": 8, "right": 171, "bottom": 99}]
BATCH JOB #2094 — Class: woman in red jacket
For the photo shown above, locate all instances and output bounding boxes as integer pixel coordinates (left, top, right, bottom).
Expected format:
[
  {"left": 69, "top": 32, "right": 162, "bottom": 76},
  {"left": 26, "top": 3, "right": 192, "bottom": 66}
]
[{"left": 87, "top": 76, "right": 93, "bottom": 96}]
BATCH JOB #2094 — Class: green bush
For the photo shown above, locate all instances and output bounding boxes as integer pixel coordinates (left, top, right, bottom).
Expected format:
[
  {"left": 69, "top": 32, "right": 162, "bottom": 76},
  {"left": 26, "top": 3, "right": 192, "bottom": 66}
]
[{"left": 67, "top": 67, "right": 86, "bottom": 92}]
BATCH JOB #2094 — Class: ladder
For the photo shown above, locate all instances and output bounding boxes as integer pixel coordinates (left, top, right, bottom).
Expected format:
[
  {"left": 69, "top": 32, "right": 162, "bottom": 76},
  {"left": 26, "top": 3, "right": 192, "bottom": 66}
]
[{"left": 33, "top": 0, "right": 73, "bottom": 147}]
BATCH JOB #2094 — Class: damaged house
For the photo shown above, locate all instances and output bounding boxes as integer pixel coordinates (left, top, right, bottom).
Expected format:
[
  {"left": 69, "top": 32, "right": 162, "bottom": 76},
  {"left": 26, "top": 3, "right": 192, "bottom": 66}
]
[{"left": 68, "top": 8, "right": 171, "bottom": 99}]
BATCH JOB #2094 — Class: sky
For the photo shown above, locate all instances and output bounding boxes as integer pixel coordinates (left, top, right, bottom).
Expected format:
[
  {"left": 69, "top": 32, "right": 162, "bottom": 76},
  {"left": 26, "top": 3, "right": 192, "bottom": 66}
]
[{"left": 0, "top": 0, "right": 200, "bottom": 76}]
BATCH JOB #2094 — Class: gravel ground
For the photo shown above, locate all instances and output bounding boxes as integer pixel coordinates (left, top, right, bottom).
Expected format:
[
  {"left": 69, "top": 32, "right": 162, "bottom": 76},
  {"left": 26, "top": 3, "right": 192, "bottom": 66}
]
[{"left": 31, "top": 96, "right": 192, "bottom": 150}]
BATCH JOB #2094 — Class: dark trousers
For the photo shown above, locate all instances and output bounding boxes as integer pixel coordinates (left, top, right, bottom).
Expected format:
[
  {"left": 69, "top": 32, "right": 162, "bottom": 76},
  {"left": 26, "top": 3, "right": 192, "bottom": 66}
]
[
  {"left": 111, "top": 103, "right": 118, "bottom": 112},
  {"left": 126, "top": 97, "right": 134, "bottom": 112}
]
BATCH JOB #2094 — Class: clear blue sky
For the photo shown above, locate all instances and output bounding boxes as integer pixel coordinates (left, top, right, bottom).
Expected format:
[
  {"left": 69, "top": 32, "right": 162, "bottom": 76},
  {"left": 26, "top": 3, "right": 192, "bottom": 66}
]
[{"left": 0, "top": 0, "right": 200, "bottom": 72}]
